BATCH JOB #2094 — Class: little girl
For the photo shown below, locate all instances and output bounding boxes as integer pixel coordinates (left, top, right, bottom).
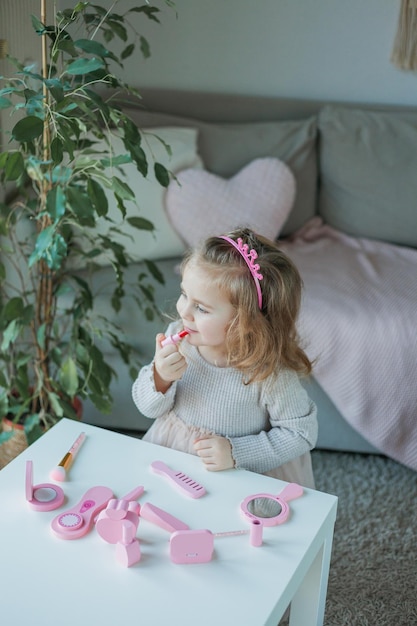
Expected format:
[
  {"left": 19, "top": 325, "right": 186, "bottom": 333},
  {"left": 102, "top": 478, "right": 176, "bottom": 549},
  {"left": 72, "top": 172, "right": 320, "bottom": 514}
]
[{"left": 132, "top": 228, "right": 318, "bottom": 488}]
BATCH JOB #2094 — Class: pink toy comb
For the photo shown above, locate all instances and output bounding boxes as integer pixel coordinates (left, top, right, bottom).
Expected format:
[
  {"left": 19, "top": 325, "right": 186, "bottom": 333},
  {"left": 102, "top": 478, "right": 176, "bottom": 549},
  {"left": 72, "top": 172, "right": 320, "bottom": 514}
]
[{"left": 150, "top": 461, "right": 206, "bottom": 499}]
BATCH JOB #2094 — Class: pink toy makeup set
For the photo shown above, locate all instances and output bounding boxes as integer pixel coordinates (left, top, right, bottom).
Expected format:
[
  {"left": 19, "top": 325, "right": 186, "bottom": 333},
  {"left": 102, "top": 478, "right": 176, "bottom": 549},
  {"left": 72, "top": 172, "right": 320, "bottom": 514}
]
[{"left": 23, "top": 433, "right": 304, "bottom": 569}]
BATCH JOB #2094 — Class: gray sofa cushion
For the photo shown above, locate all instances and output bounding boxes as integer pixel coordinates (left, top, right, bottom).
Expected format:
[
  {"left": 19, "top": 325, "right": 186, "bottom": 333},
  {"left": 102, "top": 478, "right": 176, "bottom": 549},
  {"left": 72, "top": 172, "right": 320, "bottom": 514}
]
[
  {"left": 122, "top": 107, "right": 318, "bottom": 237},
  {"left": 318, "top": 105, "right": 417, "bottom": 248}
]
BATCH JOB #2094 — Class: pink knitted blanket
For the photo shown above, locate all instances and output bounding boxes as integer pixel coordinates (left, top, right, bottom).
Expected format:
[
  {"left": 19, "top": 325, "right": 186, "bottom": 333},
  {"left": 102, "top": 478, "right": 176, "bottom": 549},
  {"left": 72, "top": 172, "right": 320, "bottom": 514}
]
[{"left": 281, "top": 218, "right": 417, "bottom": 471}]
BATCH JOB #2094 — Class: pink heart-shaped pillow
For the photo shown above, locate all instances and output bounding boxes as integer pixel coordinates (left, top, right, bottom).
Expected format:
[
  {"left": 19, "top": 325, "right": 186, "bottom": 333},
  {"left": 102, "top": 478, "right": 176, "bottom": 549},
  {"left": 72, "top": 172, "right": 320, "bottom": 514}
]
[{"left": 165, "top": 157, "right": 296, "bottom": 247}]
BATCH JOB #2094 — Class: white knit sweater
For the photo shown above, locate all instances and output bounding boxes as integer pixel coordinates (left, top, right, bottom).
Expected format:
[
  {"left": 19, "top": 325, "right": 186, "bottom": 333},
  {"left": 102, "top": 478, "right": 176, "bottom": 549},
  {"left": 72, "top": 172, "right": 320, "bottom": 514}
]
[{"left": 132, "top": 325, "right": 317, "bottom": 475}]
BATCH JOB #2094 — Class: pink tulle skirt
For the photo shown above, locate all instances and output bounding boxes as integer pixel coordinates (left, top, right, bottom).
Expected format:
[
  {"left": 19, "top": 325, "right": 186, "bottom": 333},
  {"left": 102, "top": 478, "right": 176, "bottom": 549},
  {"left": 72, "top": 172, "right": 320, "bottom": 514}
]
[{"left": 142, "top": 412, "right": 315, "bottom": 489}]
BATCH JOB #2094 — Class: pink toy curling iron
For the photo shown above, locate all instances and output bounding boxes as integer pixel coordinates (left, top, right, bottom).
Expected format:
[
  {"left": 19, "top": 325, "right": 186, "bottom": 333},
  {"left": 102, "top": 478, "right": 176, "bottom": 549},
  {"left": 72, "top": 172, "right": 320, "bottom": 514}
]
[
  {"left": 161, "top": 329, "right": 189, "bottom": 347},
  {"left": 150, "top": 460, "right": 206, "bottom": 498}
]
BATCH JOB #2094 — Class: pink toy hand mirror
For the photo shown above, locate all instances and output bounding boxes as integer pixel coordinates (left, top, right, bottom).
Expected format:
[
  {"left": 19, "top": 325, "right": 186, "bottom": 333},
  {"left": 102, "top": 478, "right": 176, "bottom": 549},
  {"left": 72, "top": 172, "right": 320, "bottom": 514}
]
[{"left": 240, "top": 482, "right": 303, "bottom": 527}]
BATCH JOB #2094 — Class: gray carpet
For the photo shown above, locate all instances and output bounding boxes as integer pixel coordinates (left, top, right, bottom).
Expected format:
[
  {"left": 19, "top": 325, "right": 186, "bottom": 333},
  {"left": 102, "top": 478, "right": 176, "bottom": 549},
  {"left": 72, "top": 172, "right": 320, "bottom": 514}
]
[{"left": 310, "top": 450, "right": 417, "bottom": 626}]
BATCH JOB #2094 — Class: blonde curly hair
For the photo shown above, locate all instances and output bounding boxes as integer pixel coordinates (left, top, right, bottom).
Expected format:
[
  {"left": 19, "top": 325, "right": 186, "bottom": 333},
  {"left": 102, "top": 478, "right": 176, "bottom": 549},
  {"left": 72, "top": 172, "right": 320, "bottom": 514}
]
[{"left": 181, "top": 227, "right": 313, "bottom": 383}]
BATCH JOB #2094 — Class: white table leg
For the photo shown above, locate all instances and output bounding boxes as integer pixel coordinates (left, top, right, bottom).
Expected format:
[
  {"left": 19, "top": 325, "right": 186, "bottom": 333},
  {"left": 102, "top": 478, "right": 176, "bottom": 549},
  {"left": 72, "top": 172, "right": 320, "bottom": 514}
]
[{"left": 288, "top": 534, "right": 334, "bottom": 626}]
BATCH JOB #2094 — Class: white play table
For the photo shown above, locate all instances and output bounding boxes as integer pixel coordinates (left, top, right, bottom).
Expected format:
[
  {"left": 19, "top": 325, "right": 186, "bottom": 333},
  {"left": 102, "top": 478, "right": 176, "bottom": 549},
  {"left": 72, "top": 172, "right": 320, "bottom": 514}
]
[{"left": 0, "top": 419, "right": 337, "bottom": 625}]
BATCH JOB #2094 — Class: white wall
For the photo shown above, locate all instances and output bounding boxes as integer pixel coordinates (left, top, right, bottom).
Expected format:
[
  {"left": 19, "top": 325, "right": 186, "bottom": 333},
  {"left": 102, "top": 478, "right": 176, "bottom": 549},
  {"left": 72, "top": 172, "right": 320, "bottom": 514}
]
[
  {"left": 120, "top": 0, "right": 417, "bottom": 106},
  {"left": 0, "top": 1, "right": 416, "bottom": 108}
]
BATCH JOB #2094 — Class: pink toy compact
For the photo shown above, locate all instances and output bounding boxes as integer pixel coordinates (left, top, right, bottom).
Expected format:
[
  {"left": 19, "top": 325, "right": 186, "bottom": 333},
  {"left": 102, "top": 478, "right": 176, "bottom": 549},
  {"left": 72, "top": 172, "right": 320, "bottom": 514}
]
[
  {"left": 170, "top": 529, "right": 214, "bottom": 564},
  {"left": 25, "top": 460, "right": 65, "bottom": 512}
]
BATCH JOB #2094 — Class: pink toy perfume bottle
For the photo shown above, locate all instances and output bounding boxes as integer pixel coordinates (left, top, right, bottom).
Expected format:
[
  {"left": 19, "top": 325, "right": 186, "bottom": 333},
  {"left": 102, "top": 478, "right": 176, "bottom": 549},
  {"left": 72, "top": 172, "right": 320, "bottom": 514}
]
[
  {"left": 96, "top": 498, "right": 142, "bottom": 567},
  {"left": 95, "top": 486, "right": 145, "bottom": 567}
]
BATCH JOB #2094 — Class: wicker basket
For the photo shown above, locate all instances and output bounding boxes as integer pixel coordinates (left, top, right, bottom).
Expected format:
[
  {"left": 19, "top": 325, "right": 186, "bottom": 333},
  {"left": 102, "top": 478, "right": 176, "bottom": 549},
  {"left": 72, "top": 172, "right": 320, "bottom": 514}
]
[{"left": 0, "top": 418, "right": 28, "bottom": 470}]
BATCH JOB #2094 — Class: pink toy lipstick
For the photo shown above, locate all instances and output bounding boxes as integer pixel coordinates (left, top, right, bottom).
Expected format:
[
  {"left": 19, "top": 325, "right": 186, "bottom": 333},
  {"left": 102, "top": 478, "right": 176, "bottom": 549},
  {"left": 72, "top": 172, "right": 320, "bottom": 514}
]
[{"left": 161, "top": 329, "right": 189, "bottom": 347}]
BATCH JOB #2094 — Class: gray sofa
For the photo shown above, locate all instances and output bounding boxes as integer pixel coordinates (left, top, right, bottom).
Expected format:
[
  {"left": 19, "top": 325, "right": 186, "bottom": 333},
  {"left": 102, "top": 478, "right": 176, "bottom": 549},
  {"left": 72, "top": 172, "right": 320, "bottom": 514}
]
[{"left": 82, "top": 89, "right": 417, "bottom": 463}]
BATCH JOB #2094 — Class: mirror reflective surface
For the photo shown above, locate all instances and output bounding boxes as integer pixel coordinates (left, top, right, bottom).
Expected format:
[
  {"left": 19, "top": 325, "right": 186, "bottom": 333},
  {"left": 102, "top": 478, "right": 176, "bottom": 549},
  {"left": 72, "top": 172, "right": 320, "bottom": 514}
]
[{"left": 247, "top": 497, "right": 282, "bottom": 519}]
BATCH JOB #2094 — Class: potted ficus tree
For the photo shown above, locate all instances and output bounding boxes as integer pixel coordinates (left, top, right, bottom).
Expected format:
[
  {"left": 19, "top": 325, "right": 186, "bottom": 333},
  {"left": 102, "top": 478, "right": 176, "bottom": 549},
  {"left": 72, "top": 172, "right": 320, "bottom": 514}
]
[{"left": 0, "top": 0, "right": 174, "bottom": 466}]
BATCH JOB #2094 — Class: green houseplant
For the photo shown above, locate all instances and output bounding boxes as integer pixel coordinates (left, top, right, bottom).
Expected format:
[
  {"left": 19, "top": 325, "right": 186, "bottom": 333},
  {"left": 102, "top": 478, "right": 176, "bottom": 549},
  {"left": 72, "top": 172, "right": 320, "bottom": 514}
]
[{"left": 0, "top": 0, "right": 174, "bottom": 460}]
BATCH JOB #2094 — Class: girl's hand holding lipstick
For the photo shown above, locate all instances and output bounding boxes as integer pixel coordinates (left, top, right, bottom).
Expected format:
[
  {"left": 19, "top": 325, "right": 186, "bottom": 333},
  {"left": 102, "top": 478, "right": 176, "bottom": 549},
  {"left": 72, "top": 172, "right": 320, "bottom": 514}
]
[{"left": 153, "top": 332, "right": 188, "bottom": 393}]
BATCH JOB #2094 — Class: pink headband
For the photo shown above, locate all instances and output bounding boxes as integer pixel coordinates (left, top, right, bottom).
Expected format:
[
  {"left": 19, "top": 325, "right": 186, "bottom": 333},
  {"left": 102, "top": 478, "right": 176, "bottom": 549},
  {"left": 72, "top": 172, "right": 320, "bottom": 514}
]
[{"left": 220, "top": 236, "right": 263, "bottom": 309}]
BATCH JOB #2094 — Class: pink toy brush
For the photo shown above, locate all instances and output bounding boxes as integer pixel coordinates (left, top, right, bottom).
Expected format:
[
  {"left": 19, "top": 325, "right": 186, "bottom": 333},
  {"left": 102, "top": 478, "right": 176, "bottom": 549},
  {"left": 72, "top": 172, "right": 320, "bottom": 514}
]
[
  {"left": 161, "top": 329, "right": 189, "bottom": 347},
  {"left": 150, "top": 460, "right": 206, "bottom": 498},
  {"left": 50, "top": 431, "right": 86, "bottom": 481}
]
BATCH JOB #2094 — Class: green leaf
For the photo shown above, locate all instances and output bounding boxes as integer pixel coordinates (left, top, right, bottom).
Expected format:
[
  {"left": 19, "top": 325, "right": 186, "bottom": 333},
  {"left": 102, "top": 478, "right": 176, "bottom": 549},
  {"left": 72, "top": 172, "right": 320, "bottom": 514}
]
[
  {"left": 154, "top": 162, "right": 170, "bottom": 187},
  {"left": 67, "top": 186, "right": 95, "bottom": 225},
  {"left": 11, "top": 116, "right": 43, "bottom": 142},
  {"left": 106, "top": 19, "right": 128, "bottom": 42},
  {"left": 87, "top": 178, "right": 108, "bottom": 217},
  {"left": 126, "top": 216, "right": 154, "bottom": 232},
  {"left": 46, "top": 186, "right": 66, "bottom": 220},
  {"left": 100, "top": 153, "right": 132, "bottom": 167},
  {"left": 45, "top": 78, "right": 65, "bottom": 102},
  {"left": 55, "top": 38, "right": 78, "bottom": 58},
  {"left": 140, "top": 36, "right": 151, "bottom": 59},
  {"left": 2, "top": 297, "right": 25, "bottom": 320},
  {"left": 111, "top": 176, "right": 135, "bottom": 202},
  {"left": 23, "top": 413, "right": 41, "bottom": 434},
  {"left": 127, "top": 144, "right": 147, "bottom": 177},
  {"left": 4, "top": 152, "right": 25, "bottom": 181},
  {"left": 65, "top": 57, "right": 105, "bottom": 76},
  {"left": 28, "top": 226, "right": 67, "bottom": 271},
  {"left": 0, "top": 391, "right": 9, "bottom": 415},
  {"left": 26, "top": 156, "right": 43, "bottom": 182},
  {"left": 129, "top": 6, "right": 161, "bottom": 23},
  {"left": 144, "top": 259, "right": 165, "bottom": 285},
  {"left": 122, "top": 123, "right": 142, "bottom": 147},
  {"left": 31, "top": 14, "right": 46, "bottom": 36},
  {"left": 51, "top": 137, "right": 64, "bottom": 164},
  {"left": 37, "top": 323, "right": 46, "bottom": 351},
  {"left": 88, "top": 392, "right": 112, "bottom": 413},
  {"left": 74, "top": 39, "right": 110, "bottom": 57},
  {"left": 121, "top": 44, "right": 134, "bottom": 60},
  {"left": 48, "top": 392, "right": 65, "bottom": 418},
  {"left": 144, "top": 306, "right": 154, "bottom": 321},
  {"left": 0, "top": 96, "right": 12, "bottom": 110},
  {"left": 25, "top": 421, "right": 44, "bottom": 445},
  {"left": 1, "top": 319, "right": 21, "bottom": 351},
  {"left": 59, "top": 357, "right": 79, "bottom": 397}
]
